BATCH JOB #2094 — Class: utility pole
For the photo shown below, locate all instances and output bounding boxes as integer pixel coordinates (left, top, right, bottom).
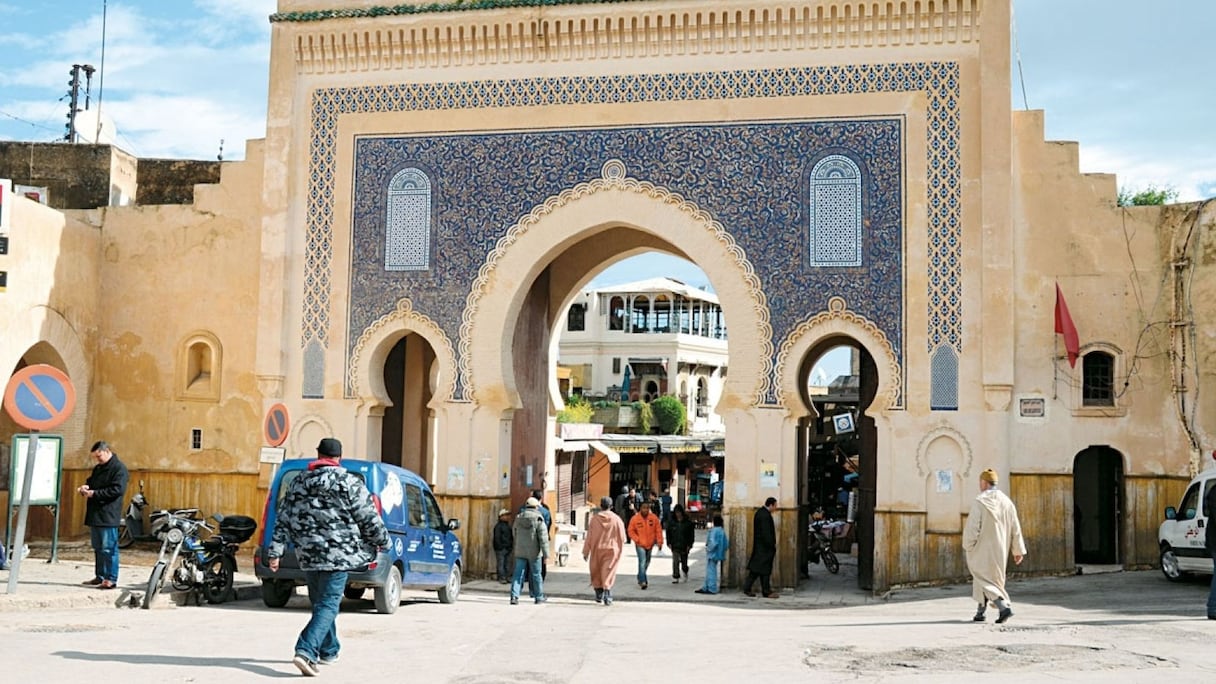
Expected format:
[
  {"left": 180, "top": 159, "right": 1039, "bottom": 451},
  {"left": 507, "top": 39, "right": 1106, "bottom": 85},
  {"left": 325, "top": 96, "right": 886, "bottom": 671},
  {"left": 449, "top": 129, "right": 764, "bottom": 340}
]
[{"left": 64, "top": 63, "right": 96, "bottom": 144}]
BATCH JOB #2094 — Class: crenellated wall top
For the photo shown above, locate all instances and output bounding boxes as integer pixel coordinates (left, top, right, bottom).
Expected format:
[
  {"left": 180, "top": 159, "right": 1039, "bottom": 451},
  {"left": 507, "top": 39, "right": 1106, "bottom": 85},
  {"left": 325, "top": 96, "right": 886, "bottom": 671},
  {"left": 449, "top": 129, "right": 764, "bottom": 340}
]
[{"left": 275, "top": 0, "right": 984, "bottom": 74}]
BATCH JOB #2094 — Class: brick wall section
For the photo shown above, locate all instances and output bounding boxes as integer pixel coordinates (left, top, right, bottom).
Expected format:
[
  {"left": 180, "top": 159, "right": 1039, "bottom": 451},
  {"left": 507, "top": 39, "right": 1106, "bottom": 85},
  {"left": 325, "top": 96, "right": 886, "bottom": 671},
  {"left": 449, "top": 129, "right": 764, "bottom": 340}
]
[{"left": 136, "top": 159, "right": 221, "bottom": 205}]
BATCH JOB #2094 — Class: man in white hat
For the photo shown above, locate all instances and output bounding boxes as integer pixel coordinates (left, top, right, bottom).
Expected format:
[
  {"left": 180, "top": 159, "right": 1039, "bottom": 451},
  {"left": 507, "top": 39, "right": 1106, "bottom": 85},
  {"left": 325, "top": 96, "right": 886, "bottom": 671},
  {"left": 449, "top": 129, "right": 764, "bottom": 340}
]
[{"left": 509, "top": 497, "right": 550, "bottom": 605}]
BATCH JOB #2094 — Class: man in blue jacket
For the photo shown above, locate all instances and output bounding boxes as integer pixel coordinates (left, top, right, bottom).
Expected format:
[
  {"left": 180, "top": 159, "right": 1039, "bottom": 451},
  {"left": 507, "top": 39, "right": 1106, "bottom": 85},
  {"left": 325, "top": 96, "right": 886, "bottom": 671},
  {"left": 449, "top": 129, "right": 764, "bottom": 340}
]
[
  {"left": 268, "top": 438, "right": 388, "bottom": 677},
  {"left": 77, "top": 440, "right": 129, "bottom": 590}
]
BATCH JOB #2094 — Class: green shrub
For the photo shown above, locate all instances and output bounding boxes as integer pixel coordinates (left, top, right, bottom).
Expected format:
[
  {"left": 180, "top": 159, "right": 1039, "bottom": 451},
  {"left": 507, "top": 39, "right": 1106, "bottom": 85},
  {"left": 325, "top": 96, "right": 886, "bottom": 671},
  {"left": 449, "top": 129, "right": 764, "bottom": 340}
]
[
  {"left": 632, "top": 401, "right": 654, "bottom": 434},
  {"left": 557, "top": 394, "right": 594, "bottom": 424},
  {"left": 651, "top": 395, "right": 687, "bottom": 435}
]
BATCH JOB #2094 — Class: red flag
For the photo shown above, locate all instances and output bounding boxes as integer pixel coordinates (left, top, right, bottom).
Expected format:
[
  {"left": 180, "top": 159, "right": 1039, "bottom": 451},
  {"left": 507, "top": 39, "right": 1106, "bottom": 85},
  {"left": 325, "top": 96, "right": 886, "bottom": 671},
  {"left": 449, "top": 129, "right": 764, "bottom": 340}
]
[{"left": 1054, "top": 283, "right": 1080, "bottom": 368}]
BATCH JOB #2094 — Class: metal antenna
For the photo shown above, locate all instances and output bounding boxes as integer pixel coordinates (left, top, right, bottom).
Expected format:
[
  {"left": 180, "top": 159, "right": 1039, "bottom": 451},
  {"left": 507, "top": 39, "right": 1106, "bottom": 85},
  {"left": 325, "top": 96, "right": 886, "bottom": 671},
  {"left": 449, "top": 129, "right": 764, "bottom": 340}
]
[
  {"left": 1011, "top": 0, "right": 1030, "bottom": 109},
  {"left": 95, "top": 0, "right": 108, "bottom": 143}
]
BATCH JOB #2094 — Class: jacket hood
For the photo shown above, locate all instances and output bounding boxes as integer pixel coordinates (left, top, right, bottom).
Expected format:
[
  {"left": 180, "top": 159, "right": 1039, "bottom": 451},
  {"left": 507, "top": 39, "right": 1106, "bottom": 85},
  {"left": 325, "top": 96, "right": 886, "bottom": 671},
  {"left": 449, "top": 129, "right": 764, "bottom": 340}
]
[{"left": 975, "top": 488, "right": 1006, "bottom": 516}]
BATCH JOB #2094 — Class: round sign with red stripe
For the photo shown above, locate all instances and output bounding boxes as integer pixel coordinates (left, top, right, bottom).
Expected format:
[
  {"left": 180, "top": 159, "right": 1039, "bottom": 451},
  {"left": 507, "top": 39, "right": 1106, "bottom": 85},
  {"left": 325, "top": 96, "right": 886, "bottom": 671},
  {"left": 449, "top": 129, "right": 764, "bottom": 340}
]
[
  {"left": 3, "top": 364, "right": 77, "bottom": 431},
  {"left": 263, "top": 403, "right": 290, "bottom": 447}
]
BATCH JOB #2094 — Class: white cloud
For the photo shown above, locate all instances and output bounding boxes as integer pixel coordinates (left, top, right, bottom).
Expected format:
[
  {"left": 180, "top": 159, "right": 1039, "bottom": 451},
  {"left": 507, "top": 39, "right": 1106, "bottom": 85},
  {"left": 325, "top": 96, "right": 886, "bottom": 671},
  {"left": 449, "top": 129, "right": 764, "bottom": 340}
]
[{"left": 1079, "top": 144, "right": 1216, "bottom": 203}]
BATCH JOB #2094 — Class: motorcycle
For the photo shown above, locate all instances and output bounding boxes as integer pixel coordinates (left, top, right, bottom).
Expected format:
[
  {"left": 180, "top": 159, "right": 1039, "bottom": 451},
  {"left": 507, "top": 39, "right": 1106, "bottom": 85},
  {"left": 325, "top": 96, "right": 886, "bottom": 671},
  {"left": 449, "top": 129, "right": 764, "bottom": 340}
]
[
  {"left": 142, "top": 510, "right": 257, "bottom": 609},
  {"left": 807, "top": 519, "right": 841, "bottom": 574},
  {"left": 118, "top": 480, "right": 200, "bottom": 549}
]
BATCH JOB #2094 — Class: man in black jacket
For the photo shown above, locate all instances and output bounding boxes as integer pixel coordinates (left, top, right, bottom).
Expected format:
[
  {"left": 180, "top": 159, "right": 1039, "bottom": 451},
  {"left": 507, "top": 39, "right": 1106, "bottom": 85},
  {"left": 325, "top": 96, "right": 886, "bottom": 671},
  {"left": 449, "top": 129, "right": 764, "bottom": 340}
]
[
  {"left": 77, "top": 440, "right": 129, "bottom": 589},
  {"left": 742, "top": 497, "right": 779, "bottom": 599}
]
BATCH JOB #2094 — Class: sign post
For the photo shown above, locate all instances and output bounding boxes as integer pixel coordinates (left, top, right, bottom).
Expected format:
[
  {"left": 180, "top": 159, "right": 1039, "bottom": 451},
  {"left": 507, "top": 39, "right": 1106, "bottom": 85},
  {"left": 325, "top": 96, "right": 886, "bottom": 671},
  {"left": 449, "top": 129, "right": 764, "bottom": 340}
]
[
  {"left": 2, "top": 364, "right": 76, "bottom": 594},
  {"left": 262, "top": 403, "right": 291, "bottom": 484}
]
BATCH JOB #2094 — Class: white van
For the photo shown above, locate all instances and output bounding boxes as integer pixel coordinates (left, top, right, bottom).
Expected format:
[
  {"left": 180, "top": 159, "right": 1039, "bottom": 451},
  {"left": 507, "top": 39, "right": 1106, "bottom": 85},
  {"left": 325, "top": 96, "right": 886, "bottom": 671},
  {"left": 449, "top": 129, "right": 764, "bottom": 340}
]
[{"left": 1158, "top": 467, "right": 1216, "bottom": 581}]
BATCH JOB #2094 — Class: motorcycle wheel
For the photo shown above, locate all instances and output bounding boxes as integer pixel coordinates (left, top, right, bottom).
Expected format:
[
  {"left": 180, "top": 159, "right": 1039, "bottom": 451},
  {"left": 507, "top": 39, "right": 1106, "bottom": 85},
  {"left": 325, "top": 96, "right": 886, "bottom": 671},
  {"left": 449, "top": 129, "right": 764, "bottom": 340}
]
[
  {"left": 823, "top": 548, "right": 840, "bottom": 574},
  {"left": 143, "top": 561, "right": 167, "bottom": 609},
  {"left": 117, "top": 524, "right": 134, "bottom": 549},
  {"left": 202, "top": 555, "right": 235, "bottom": 604}
]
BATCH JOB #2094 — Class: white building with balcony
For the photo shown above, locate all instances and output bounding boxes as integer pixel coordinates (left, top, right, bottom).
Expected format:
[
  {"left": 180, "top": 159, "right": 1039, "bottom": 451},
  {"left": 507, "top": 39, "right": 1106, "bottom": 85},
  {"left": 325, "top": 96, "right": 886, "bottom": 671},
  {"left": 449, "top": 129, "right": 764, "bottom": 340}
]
[{"left": 558, "top": 277, "right": 728, "bottom": 434}]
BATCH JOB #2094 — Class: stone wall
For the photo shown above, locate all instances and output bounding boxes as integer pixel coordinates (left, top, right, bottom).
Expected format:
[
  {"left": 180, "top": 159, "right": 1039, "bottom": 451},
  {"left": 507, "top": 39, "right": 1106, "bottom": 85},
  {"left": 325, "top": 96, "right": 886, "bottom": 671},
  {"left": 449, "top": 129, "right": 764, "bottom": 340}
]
[
  {"left": 0, "top": 142, "right": 115, "bottom": 209},
  {"left": 136, "top": 159, "right": 222, "bottom": 205}
]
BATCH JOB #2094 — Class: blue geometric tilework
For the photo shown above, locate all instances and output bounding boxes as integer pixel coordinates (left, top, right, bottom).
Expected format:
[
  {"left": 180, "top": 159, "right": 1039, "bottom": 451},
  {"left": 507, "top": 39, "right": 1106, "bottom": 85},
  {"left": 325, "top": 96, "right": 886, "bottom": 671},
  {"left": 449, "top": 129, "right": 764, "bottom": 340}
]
[
  {"left": 350, "top": 120, "right": 903, "bottom": 401},
  {"left": 808, "top": 154, "right": 864, "bottom": 268},
  {"left": 307, "top": 62, "right": 962, "bottom": 401}
]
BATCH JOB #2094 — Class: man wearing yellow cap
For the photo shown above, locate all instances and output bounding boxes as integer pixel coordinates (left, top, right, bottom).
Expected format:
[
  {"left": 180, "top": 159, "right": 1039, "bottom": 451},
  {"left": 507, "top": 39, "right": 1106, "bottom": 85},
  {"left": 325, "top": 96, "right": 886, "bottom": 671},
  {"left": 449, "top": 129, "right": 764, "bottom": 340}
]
[{"left": 963, "top": 468, "right": 1026, "bottom": 623}]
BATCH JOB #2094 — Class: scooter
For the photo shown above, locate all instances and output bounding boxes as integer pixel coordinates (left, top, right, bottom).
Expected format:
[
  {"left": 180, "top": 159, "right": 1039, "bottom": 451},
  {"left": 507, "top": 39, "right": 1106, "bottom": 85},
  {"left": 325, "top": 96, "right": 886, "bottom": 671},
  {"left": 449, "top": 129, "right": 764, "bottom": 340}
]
[
  {"left": 118, "top": 480, "right": 199, "bottom": 548},
  {"left": 142, "top": 510, "right": 257, "bottom": 609}
]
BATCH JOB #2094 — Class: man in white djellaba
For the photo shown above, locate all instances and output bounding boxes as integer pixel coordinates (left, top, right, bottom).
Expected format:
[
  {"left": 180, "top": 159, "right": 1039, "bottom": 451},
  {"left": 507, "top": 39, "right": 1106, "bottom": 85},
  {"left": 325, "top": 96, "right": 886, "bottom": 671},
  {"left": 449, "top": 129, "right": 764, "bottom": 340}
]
[{"left": 962, "top": 468, "right": 1027, "bottom": 624}]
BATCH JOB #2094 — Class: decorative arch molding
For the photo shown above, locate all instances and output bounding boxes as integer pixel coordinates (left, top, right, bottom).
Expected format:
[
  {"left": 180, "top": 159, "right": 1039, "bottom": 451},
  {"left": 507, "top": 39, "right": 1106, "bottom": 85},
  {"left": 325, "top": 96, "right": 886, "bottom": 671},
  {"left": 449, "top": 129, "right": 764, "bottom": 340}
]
[
  {"left": 348, "top": 298, "right": 458, "bottom": 406},
  {"left": 176, "top": 330, "right": 223, "bottom": 402},
  {"left": 775, "top": 296, "right": 902, "bottom": 412},
  {"left": 460, "top": 159, "right": 773, "bottom": 409},
  {"left": 914, "top": 423, "right": 974, "bottom": 478},
  {"left": 290, "top": 414, "right": 335, "bottom": 458}
]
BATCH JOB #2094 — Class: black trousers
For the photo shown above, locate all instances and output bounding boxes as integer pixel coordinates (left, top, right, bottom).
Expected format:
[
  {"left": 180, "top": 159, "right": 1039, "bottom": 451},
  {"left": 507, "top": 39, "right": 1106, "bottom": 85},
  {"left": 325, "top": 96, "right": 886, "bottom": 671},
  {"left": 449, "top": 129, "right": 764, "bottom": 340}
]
[{"left": 743, "top": 570, "right": 772, "bottom": 595}]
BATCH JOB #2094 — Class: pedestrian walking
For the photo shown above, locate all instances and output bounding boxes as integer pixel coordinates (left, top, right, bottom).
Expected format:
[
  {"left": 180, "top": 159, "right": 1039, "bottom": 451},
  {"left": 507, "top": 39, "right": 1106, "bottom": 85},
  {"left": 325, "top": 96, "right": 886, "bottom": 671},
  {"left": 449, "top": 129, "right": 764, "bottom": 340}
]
[
  {"left": 627, "top": 500, "right": 664, "bottom": 589},
  {"left": 77, "top": 441, "right": 129, "bottom": 590},
  {"left": 666, "top": 503, "right": 695, "bottom": 583},
  {"left": 963, "top": 468, "right": 1026, "bottom": 624},
  {"left": 616, "top": 485, "right": 639, "bottom": 530},
  {"left": 696, "top": 514, "right": 729, "bottom": 594},
  {"left": 267, "top": 438, "right": 389, "bottom": 677},
  {"left": 742, "top": 497, "right": 779, "bottom": 599},
  {"left": 509, "top": 497, "right": 549, "bottom": 605},
  {"left": 1207, "top": 482, "right": 1216, "bottom": 620},
  {"left": 583, "top": 495, "right": 627, "bottom": 605},
  {"left": 492, "top": 508, "right": 513, "bottom": 583}
]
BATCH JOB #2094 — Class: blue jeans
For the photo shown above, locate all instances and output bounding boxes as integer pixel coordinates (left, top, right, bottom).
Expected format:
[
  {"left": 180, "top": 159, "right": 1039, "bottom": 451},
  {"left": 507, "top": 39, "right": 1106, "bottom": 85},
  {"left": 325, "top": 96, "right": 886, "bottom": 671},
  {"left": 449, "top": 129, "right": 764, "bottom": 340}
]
[
  {"left": 1208, "top": 555, "right": 1216, "bottom": 617},
  {"left": 635, "top": 545, "right": 653, "bottom": 584},
  {"left": 703, "top": 559, "right": 721, "bottom": 593},
  {"left": 296, "top": 570, "right": 347, "bottom": 662},
  {"left": 510, "top": 557, "right": 544, "bottom": 601},
  {"left": 90, "top": 526, "right": 119, "bottom": 582}
]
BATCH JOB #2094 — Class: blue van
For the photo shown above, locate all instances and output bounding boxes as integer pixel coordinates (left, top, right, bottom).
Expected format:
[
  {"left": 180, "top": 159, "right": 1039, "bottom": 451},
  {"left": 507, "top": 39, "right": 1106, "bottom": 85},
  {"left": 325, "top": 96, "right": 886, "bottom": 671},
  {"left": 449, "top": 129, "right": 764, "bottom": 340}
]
[{"left": 254, "top": 459, "right": 462, "bottom": 614}]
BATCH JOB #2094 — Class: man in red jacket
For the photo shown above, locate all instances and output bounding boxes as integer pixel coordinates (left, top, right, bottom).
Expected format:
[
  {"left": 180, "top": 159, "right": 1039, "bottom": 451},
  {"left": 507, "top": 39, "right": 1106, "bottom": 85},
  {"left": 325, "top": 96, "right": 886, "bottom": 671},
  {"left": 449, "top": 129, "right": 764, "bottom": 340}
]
[{"left": 627, "top": 501, "right": 664, "bottom": 590}]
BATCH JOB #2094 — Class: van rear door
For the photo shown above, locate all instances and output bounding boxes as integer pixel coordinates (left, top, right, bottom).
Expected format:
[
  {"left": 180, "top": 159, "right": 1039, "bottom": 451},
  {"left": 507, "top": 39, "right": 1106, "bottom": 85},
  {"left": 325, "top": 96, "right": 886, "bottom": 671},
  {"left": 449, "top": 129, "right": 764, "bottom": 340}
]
[{"left": 402, "top": 482, "right": 434, "bottom": 585}]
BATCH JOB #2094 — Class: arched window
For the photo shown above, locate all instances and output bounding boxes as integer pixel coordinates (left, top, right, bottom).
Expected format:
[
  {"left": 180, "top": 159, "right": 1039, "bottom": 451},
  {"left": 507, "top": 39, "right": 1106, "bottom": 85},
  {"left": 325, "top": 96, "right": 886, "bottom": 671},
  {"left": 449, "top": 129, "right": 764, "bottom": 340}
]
[
  {"left": 809, "top": 155, "right": 863, "bottom": 267},
  {"left": 608, "top": 296, "right": 626, "bottom": 331},
  {"left": 1082, "top": 351, "right": 1115, "bottom": 407},
  {"left": 930, "top": 346, "right": 958, "bottom": 411},
  {"left": 385, "top": 167, "right": 432, "bottom": 271},
  {"left": 566, "top": 304, "right": 585, "bottom": 332},
  {"left": 631, "top": 295, "right": 649, "bottom": 333}
]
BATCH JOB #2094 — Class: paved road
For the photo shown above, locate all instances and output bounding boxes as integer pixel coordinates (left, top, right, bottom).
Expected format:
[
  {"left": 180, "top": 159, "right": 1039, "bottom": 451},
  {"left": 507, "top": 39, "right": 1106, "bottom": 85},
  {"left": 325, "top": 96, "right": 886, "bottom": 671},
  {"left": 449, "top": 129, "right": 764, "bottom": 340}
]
[{"left": 2, "top": 538, "right": 1215, "bottom": 682}]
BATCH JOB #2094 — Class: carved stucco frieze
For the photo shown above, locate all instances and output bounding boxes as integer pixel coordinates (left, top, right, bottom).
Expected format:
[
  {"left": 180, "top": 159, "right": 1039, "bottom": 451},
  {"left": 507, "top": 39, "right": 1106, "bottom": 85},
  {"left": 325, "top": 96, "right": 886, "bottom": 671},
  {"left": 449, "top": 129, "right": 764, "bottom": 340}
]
[{"left": 348, "top": 297, "right": 458, "bottom": 403}]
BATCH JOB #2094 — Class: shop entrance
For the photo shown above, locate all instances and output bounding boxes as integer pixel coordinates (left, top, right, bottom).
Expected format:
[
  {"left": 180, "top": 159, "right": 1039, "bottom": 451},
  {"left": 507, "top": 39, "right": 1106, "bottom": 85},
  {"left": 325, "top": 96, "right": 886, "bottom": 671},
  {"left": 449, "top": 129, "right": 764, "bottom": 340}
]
[{"left": 797, "top": 338, "right": 879, "bottom": 590}]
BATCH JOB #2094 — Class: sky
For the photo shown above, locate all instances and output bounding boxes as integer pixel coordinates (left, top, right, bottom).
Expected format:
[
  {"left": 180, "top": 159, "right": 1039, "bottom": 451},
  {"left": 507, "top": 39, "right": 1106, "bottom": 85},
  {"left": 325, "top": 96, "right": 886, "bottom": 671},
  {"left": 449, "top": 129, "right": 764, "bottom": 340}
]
[{"left": 1, "top": 0, "right": 1211, "bottom": 377}]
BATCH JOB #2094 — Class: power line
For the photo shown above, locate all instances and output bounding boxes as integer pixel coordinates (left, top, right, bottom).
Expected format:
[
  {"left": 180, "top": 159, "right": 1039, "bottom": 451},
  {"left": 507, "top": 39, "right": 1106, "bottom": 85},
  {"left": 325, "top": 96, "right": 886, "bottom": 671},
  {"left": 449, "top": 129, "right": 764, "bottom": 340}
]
[{"left": 0, "top": 109, "right": 62, "bottom": 134}]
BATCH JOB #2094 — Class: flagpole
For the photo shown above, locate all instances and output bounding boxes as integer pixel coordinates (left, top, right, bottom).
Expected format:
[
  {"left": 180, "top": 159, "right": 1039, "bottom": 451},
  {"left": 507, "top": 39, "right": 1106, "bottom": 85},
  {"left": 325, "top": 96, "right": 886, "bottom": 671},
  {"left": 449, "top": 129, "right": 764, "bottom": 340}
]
[{"left": 1053, "top": 333, "right": 1058, "bottom": 400}]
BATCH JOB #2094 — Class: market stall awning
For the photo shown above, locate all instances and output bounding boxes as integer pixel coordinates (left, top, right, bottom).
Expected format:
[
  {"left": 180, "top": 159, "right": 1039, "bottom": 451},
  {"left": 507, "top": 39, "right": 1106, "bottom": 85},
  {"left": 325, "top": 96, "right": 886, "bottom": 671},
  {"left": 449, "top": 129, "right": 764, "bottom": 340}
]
[
  {"left": 588, "top": 439, "right": 620, "bottom": 463},
  {"left": 560, "top": 439, "right": 620, "bottom": 463}
]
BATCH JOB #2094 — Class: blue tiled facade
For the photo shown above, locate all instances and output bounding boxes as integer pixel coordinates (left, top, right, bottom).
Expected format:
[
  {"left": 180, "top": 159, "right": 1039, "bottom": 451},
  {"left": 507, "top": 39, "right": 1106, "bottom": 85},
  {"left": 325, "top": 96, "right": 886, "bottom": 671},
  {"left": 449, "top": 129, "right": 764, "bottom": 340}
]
[
  {"left": 350, "top": 120, "right": 903, "bottom": 400},
  {"left": 305, "top": 62, "right": 962, "bottom": 403}
]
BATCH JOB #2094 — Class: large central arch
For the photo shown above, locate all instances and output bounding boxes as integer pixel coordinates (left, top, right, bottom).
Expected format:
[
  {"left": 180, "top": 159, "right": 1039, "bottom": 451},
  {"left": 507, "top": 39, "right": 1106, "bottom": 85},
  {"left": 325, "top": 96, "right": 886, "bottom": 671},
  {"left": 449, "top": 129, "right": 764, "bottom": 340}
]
[{"left": 461, "top": 161, "right": 773, "bottom": 414}]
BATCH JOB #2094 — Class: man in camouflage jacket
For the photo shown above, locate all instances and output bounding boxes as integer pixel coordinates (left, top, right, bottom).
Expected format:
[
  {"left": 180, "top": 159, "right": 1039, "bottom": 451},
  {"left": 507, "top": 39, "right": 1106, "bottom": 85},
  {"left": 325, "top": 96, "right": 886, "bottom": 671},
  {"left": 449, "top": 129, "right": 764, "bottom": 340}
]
[{"left": 268, "top": 438, "right": 388, "bottom": 676}]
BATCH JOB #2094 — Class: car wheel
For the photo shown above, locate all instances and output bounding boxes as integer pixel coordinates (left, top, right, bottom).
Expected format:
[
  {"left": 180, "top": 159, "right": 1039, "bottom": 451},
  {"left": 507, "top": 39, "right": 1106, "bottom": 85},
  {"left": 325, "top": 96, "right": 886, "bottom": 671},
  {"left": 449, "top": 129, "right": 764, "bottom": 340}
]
[
  {"left": 438, "top": 564, "right": 462, "bottom": 604},
  {"left": 374, "top": 565, "right": 402, "bottom": 614},
  {"left": 261, "top": 579, "right": 295, "bottom": 608},
  {"left": 1160, "top": 546, "right": 1187, "bottom": 582}
]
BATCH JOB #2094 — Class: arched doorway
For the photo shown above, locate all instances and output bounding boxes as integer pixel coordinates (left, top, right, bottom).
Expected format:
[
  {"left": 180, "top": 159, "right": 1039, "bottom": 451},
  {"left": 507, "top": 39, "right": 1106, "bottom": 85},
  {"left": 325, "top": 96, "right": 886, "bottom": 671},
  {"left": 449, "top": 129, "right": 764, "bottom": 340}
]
[
  {"left": 796, "top": 337, "right": 879, "bottom": 590},
  {"left": 380, "top": 332, "right": 437, "bottom": 477},
  {"left": 1073, "top": 446, "right": 1124, "bottom": 566}
]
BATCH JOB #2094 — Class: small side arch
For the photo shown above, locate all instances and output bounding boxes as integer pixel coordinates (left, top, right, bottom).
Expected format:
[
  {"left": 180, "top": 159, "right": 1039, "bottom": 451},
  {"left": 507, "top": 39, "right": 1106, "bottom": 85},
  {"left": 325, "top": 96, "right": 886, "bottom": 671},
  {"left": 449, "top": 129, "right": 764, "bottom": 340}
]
[
  {"left": 774, "top": 297, "right": 902, "bottom": 416},
  {"left": 348, "top": 298, "right": 458, "bottom": 407}
]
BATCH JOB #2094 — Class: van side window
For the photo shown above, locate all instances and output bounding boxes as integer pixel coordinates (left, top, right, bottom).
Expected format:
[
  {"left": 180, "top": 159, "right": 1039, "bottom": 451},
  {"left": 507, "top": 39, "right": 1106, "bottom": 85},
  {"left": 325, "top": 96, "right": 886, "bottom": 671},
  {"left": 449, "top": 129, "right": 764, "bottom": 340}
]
[
  {"left": 405, "top": 484, "right": 426, "bottom": 528},
  {"left": 1205, "top": 480, "right": 1216, "bottom": 517},
  {"left": 1179, "top": 483, "right": 1201, "bottom": 521},
  {"left": 423, "top": 491, "right": 446, "bottom": 532}
]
